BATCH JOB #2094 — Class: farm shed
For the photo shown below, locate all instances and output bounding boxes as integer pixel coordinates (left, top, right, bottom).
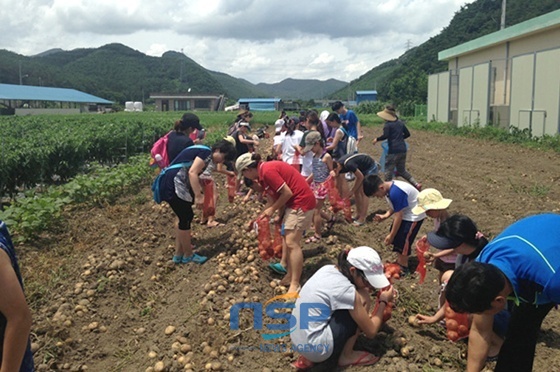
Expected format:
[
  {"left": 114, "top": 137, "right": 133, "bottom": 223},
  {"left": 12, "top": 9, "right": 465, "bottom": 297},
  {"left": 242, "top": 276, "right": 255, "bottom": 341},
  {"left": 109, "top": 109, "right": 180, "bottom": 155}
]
[
  {"left": 150, "top": 93, "right": 225, "bottom": 112},
  {"left": 428, "top": 9, "right": 560, "bottom": 137},
  {"left": 238, "top": 98, "right": 282, "bottom": 111},
  {"left": 356, "top": 90, "right": 378, "bottom": 104},
  {"left": 0, "top": 83, "right": 112, "bottom": 116}
]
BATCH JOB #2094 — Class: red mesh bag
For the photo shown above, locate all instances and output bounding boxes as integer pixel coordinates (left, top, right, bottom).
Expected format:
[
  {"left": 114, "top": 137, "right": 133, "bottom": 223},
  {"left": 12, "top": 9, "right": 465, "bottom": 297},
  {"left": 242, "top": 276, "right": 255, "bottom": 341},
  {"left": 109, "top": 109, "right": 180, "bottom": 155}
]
[
  {"left": 384, "top": 263, "right": 401, "bottom": 282},
  {"left": 372, "top": 291, "right": 393, "bottom": 323},
  {"left": 202, "top": 179, "right": 215, "bottom": 219},
  {"left": 272, "top": 222, "right": 283, "bottom": 259},
  {"left": 444, "top": 302, "right": 470, "bottom": 342},
  {"left": 326, "top": 177, "right": 344, "bottom": 212},
  {"left": 227, "top": 174, "right": 236, "bottom": 203},
  {"left": 415, "top": 237, "right": 429, "bottom": 284},
  {"left": 255, "top": 216, "right": 274, "bottom": 260}
]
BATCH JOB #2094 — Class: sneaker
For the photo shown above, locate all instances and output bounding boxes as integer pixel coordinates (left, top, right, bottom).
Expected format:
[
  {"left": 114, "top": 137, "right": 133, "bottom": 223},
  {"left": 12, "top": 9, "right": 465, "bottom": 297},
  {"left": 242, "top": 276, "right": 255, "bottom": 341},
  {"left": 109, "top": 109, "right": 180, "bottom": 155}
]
[
  {"left": 345, "top": 173, "right": 355, "bottom": 181},
  {"left": 182, "top": 253, "right": 208, "bottom": 264}
]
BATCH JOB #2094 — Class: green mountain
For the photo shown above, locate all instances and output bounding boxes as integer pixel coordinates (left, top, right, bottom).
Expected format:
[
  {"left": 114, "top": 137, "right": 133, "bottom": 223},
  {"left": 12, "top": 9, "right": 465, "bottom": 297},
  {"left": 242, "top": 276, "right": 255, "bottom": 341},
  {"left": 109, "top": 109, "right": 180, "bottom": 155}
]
[
  {"left": 256, "top": 78, "right": 347, "bottom": 100},
  {"left": 330, "top": 0, "right": 560, "bottom": 104},
  {"left": 0, "top": 44, "right": 345, "bottom": 105}
]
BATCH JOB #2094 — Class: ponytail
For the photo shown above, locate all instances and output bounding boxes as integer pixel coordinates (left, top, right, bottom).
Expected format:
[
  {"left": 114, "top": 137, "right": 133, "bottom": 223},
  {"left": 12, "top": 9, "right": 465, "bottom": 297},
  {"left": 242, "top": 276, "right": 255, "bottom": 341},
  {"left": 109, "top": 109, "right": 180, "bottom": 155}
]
[
  {"left": 465, "top": 235, "right": 489, "bottom": 261},
  {"left": 337, "top": 249, "right": 357, "bottom": 286}
]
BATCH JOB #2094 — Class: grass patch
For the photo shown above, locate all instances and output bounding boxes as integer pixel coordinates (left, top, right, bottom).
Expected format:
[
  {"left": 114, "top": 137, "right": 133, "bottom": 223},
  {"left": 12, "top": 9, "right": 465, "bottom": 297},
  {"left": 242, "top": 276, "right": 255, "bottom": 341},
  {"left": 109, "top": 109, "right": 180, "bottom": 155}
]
[{"left": 406, "top": 119, "right": 560, "bottom": 153}]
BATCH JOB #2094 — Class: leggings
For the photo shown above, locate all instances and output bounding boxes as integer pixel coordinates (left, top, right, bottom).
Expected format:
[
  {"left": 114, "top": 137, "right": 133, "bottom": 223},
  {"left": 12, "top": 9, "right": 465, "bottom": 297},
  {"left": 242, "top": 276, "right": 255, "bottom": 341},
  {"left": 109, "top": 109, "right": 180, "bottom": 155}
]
[
  {"left": 495, "top": 302, "right": 554, "bottom": 372},
  {"left": 167, "top": 194, "right": 194, "bottom": 230}
]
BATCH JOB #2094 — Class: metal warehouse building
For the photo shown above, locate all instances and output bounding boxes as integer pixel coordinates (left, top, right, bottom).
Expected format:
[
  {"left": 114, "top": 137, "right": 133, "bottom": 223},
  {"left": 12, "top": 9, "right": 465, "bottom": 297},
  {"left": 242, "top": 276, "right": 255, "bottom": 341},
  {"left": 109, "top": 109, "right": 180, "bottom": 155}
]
[
  {"left": 0, "top": 83, "right": 112, "bottom": 115},
  {"left": 238, "top": 98, "right": 282, "bottom": 111},
  {"left": 356, "top": 90, "right": 378, "bottom": 104},
  {"left": 150, "top": 93, "right": 226, "bottom": 112},
  {"left": 428, "top": 9, "right": 560, "bottom": 137}
]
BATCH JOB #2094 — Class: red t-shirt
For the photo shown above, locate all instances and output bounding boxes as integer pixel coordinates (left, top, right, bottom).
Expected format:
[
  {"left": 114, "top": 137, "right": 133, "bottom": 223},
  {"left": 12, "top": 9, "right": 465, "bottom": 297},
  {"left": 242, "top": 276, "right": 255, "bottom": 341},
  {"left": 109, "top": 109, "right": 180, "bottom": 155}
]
[{"left": 258, "top": 161, "right": 316, "bottom": 212}]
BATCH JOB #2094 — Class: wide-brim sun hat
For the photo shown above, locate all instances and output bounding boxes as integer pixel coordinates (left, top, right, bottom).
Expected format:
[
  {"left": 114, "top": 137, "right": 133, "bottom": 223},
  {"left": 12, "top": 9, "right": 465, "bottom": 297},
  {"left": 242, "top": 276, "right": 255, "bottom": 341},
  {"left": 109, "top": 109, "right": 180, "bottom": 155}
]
[
  {"left": 412, "top": 188, "right": 453, "bottom": 215},
  {"left": 347, "top": 246, "right": 390, "bottom": 289},
  {"left": 376, "top": 108, "right": 397, "bottom": 122},
  {"left": 427, "top": 232, "right": 463, "bottom": 250}
]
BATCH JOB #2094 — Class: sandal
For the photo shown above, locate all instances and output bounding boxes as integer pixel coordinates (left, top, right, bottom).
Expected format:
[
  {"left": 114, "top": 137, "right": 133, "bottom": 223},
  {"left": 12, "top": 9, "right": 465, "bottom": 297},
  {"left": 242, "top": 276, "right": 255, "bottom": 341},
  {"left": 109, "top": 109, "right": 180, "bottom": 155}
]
[
  {"left": 269, "top": 262, "right": 287, "bottom": 275},
  {"left": 326, "top": 216, "right": 336, "bottom": 231},
  {"left": 291, "top": 355, "right": 314, "bottom": 370},
  {"left": 305, "top": 235, "right": 321, "bottom": 244},
  {"left": 206, "top": 221, "right": 225, "bottom": 228}
]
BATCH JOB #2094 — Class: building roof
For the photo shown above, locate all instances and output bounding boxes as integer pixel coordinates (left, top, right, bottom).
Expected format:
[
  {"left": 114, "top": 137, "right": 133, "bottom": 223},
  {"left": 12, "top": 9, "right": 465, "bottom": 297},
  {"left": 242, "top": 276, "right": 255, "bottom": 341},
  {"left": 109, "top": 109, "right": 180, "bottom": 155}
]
[
  {"left": 0, "top": 83, "right": 112, "bottom": 104},
  {"left": 439, "top": 9, "right": 560, "bottom": 61},
  {"left": 150, "top": 93, "right": 220, "bottom": 99},
  {"left": 238, "top": 98, "right": 281, "bottom": 103},
  {"left": 356, "top": 90, "right": 377, "bottom": 95}
]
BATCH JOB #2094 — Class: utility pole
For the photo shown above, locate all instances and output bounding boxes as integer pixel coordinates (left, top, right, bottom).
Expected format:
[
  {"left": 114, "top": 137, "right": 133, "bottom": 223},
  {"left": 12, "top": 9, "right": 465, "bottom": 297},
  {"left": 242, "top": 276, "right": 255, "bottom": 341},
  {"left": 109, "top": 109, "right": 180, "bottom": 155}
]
[
  {"left": 405, "top": 39, "right": 413, "bottom": 51},
  {"left": 179, "top": 48, "right": 184, "bottom": 83},
  {"left": 500, "top": 0, "right": 507, "bottom": 30}
]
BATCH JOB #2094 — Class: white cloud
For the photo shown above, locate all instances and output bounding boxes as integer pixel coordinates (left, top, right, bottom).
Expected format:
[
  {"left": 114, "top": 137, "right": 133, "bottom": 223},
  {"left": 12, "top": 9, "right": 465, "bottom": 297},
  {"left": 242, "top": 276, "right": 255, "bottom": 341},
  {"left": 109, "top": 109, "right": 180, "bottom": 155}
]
[{"left": 0, "top": 0, "right": 475, "bottom": 83}]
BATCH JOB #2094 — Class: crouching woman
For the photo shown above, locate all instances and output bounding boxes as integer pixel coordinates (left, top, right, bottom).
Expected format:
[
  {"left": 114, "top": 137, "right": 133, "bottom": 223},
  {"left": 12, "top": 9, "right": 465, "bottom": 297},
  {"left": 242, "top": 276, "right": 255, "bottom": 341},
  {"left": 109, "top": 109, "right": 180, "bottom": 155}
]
[{"left": 290, "top": 246, "right": 394, "bottom": 370}]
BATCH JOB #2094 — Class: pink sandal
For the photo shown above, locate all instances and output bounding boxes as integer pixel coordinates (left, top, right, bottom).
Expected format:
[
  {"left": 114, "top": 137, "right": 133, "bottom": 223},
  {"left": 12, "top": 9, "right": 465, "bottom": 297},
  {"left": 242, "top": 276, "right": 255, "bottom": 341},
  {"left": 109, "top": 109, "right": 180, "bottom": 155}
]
[
  {"left": 291, "top": 355, "right": 314, "bottom": 370},
  {"left": 305, "top": 235, "right": 321, "bottom": 244}
]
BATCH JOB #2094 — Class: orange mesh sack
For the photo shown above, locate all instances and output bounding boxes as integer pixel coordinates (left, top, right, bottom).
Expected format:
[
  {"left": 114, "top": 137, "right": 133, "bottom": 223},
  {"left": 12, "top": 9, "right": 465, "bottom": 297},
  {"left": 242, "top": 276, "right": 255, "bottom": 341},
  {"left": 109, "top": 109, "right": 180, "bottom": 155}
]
[{"left": 202, "top": 179, "right": 215, "bottom": 219}]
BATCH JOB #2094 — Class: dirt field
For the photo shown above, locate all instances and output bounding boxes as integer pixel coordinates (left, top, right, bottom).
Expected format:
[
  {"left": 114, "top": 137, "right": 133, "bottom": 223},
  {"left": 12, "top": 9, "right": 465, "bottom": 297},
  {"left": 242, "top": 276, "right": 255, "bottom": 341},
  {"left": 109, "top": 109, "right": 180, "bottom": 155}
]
[{"left": 21, "top": 124, "right": 560, "bottom": 371}]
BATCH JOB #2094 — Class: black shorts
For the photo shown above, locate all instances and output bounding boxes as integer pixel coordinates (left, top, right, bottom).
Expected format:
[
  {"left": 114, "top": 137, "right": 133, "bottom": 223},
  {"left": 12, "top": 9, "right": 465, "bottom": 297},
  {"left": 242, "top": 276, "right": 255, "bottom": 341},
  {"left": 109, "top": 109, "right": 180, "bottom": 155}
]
[
  {"left": 327, "top": 310, "right": 358, "bottom": 360},
  {"left": 391, "top": 219, "right": 424, "bottom": 256},
  {"left": 434, "top": 257, "right": 455, "bottom": 273}
]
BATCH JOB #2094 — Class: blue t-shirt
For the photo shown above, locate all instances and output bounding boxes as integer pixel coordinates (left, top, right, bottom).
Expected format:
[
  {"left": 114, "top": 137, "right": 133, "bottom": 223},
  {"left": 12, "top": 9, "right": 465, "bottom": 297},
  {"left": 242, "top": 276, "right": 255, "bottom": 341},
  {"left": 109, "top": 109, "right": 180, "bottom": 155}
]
[
  {"left": 0, "top": 221, "right": 34, "bottom": 371},
  {"left": 386, "top": 180, "right": 425, "bottom": 222},
  {"left": 160, "top": 145, "right": 211, "bottom": 202},
  {"left": 476, "top": 213, "right": 560, "bottom": 305},
  {"left": 339, "top": 110, "right": 359, "bottom": 139}
]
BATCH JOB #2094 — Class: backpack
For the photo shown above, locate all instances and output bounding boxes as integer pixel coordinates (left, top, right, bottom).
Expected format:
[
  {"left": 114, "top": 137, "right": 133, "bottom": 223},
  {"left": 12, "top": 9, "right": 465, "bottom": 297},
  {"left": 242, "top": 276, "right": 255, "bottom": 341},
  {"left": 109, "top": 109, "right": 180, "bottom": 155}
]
[
  {"left": 227, "top": 120, "right": 241, "bottom": 136},
  {"left": 150, "top": 131, "right": 172, "bottom": 169},
  {"left": 151, "top": 145, "right": 211, "bottom": 204},
  {"left": 340, "top": 127, "right": 358, "bottom": 155}
]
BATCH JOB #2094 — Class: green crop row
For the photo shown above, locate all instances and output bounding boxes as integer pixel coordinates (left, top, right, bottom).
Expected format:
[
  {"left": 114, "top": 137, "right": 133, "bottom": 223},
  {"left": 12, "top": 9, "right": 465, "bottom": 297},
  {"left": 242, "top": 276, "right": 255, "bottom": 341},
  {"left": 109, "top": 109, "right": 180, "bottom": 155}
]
[
  {"left": 0, "top": 111, "right": 262, "bottom": 199},
  {"left": 0, "top": 155, "right": 153, "bottom": 242}
]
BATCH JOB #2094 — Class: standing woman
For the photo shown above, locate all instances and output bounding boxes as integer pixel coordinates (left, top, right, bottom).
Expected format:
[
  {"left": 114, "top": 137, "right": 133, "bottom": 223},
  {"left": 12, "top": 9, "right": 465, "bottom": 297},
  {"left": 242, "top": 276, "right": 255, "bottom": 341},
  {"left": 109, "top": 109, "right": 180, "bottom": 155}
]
[
  {"left": 167, "top": 113, "right": 203, "bottom": 163},
  {"left": 236, "top": 153, "right": 315, "bottom": 294},
  {"left": 372, "top": 105, "right": 421, "bottom": 190},
  {"left": 157, "top": 137, "right": 237, "bottom": 264}
]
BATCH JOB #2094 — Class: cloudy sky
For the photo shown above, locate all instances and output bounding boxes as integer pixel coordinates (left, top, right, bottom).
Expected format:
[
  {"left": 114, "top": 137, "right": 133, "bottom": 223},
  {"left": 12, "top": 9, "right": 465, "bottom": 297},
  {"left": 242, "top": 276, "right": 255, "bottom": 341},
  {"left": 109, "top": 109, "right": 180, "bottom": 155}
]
[{"left": 1, "top": 0, "right": 473, "bottom": 84}]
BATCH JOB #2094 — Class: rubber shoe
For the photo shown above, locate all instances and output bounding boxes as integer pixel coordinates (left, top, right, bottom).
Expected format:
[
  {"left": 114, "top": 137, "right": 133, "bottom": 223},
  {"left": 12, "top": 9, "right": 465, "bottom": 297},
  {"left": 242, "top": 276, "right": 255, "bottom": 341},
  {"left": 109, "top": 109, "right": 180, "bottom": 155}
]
[
  {"left": 183, "top": 253, "right": 208, "bottom": 264},
  {"left": 172, "top": 255, "right": 182, "bottom": 264},
  {"left": 269, "top": 262, "right": 287, "bottom": 275}
]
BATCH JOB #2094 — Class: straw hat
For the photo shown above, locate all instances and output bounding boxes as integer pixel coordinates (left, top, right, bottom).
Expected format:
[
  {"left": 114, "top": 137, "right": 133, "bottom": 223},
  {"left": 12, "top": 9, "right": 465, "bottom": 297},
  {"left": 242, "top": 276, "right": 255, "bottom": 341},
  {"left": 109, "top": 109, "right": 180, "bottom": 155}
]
[
  {"left": 412, "top": 188, "right": 453, "bottom": 215},
  {"left": 376, "top": 107, "right": 398, "bottom": 122}
]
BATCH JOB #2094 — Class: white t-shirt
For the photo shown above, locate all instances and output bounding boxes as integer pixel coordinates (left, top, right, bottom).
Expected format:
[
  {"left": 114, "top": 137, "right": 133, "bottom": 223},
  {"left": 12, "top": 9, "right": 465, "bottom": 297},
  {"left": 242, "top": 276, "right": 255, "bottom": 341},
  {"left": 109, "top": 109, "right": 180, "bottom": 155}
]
[
  {"left": 385, "top": 180, "right": 426, "bottom": 222},
  {"left": 301, "top": 151, "right": 314, "bottom": 177},
  {"left": 290, "top": 265, "right": 356, "bottom": 362},
  {"left": 280, "top": 130, "right": 304, "bottom": 165}
]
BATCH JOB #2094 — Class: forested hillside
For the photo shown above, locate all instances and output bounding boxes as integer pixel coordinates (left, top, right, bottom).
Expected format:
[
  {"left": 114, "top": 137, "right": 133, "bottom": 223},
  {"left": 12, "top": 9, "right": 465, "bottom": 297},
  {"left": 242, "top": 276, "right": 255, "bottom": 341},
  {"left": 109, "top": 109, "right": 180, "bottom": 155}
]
[{"left": 331, "top": 0, "right": 560, "bottom": 104}]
